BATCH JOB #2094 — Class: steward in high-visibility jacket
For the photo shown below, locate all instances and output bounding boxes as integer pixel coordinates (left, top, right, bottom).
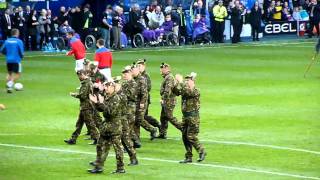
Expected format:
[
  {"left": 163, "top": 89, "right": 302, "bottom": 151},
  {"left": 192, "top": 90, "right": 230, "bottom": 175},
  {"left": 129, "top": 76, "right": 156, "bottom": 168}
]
[{"left": 212, "top": 0, "right": 228, "bottom": 43}]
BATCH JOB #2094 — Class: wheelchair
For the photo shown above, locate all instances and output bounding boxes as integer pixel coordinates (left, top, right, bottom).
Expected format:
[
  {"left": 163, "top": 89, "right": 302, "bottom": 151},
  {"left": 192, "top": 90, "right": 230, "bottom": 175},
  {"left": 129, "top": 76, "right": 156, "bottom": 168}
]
[
  {"left": 133, "top": 31, "right": 179, "bottom": 48},
  {"left": 192, "top": 31, "right": 211, "bottom": 45},
  {"left": 84, "top": 28, "right": 103, "bottom": 50}
]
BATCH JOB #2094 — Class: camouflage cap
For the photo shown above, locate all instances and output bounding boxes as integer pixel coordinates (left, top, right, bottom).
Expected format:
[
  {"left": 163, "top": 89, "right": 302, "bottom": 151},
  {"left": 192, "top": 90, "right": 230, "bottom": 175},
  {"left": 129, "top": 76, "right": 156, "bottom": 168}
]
[
  {"left": 136, "top": 58, "right": 146, "bottom": 65},
  {"left": 113, "top": 76, "right": 122, "bottom": 84},
  {"left": 160, "top": 62, "right": 170, "bottom": 68},
  {"left": 83, "top": 59, "right": 91, "bottom": 65},
  {"left": 89, "top": 62, "right": 98, "bottom": 70},
  {"left": 131, "top": 62, "right": 138, "bottom": 69},
  {"left": 185, "top": 72, "right": 197, "bottom": 80},
  {"left": 76, "top": 69, "right": 86, "bottom": 76},
  {"left": 103, "top": 78, "right": 115, "bottom": 86},
  {"left": 122, "top": 65, "right": 132, "bottom": 73}
]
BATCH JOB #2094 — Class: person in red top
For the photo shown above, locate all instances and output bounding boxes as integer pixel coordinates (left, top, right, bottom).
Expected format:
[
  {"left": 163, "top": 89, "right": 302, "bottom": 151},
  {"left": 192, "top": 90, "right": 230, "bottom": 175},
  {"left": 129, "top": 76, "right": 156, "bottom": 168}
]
[
  {"left": 66, "top": 30, "right": 86, "bottom": 71},
  {"left": 94, "top": 39, "right": 113, "bottom": 81}
]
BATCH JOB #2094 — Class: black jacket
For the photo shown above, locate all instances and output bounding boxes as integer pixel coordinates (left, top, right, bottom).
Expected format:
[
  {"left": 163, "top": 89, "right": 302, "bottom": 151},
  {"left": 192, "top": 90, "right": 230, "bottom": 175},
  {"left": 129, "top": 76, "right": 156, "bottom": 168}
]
[{"left": 250, "top": 7, "right": 262, "bottom": 27}]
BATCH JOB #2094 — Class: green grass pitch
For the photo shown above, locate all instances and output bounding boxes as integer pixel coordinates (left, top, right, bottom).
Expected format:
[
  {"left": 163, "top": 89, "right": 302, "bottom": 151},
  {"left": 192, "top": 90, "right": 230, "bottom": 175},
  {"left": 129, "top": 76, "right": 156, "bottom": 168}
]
[{"left": 0, "top": 39, "right": 319, "bottom": 179}]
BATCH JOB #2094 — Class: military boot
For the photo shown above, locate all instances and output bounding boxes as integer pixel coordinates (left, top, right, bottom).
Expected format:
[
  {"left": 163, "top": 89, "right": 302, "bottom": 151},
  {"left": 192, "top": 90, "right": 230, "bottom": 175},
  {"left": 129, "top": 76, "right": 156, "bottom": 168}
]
[
  {"left": 197, "top": 151, "right": 207, "bottom": 162},
  {"left": 150, "top": 128, "right": 158, "bottom": 140},
  {"left": 128, "top": 157, "right": 138, "bottom": 166},
  {"left": 179, "top": 158, "right": 192, "bottom": 163},
  {"left": 111, "top": 169, "right": 126, "bottom": 174},
  {"left": 89, "top": 161, "right": 97, "bottom": 166},
  {"left": 64, "top": 138, "right": 76, "bottom": 145},
  {"left": 88, "top": 167, "right": 103, "bottom": 174},
  {"left": 88, "top": 139, "right": 97, "bottom": 145},
  {"left": 156, "top": 134, "right": 167, "bottom": 139}
]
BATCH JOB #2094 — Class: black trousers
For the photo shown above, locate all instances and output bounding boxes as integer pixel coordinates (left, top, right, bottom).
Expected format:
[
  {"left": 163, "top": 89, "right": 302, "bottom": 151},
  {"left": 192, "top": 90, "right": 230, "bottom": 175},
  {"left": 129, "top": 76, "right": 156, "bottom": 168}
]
[
  {"left": 232, "top": 23, "right": 242, "bottom": 43},
  {"left": 251, "top": 24, "right": 260, "bottom": 40},
  {"left": 308, "top": 19, "right": 320, "bottom": 37},
  {"left": 213, "top": 20, "right": 225, "bottom": 43}
]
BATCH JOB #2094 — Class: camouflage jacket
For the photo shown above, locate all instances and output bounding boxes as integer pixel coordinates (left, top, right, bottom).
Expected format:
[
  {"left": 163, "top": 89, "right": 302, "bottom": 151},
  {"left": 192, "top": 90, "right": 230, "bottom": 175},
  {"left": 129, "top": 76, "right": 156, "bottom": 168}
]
[
  {"left": 96, "top": 92, "right": 122, "bottom": 135},
  {"left": 117, "top": 89, "right": 128, "bottom": 117},
  {"left": 74, "top": 78, "right": 93, "bottom": 111},
  {"left": 122, "top": 79, "right": 137, "bottom": 107},
  {"left": 160, "top": 72, "right": 176, "bottom": 106},
  {"left": 141, "top": 71, "right": 151, "bottom": 92},
  {"left": 179, "top": 83, "right": 200, "bottom": 114},
  {"left": 134, "top": 74, "right": 148, "bottom": 107}
]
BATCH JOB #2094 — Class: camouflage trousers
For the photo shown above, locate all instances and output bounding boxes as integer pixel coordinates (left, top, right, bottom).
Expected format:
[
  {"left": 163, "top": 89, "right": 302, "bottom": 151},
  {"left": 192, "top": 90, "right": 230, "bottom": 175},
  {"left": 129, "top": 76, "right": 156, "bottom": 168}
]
[
  {"left": 182, "top": 115, "right": 204, "bottom": 159},
  {"left": 86, "top": 110, "right": 103, "bottom": 135},
  {"left": 127, "top": 105, "right": 140, "bottom": 145},
  {"left": 159, "top": 105, "right": 182, "bottom": 137},
  {"left": 71, "top": 109, "right": 100, "bottom": 141},
  {"left": 135, "top": 107, "right": 156, "bottom": 139},
  {"left": 95, "top": 134, "right": 124, "bottom": 170},
  {"left": 144, "top": 102, "right": 160, "bottom": 128},
  {"left": 121, "top": 117, "right": 137, "bottom": 161}
]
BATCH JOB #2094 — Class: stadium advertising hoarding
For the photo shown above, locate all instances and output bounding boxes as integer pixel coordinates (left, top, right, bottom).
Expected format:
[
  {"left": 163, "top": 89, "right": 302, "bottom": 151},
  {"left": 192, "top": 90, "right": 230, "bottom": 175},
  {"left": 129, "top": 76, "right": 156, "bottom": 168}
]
[{"left": 264, "top": 21, "right": 308, "bottom": 35}]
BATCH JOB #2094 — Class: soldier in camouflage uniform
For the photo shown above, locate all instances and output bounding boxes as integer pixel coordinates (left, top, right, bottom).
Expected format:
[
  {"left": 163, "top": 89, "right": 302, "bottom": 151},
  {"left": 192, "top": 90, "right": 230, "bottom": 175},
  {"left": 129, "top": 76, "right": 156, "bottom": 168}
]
[
  {"left": 113, "top": 75, "right": 138, "bottom": 165},
  {"left": 131, "top": 63, "right": 158, "bottom": 142},
  {"left": 175, "top": 72, "right": 206, "bottom": 163},
  {"left": 121, "top": 66, "right": 141, "bottom": 148},
  {"left": 64, "top": 70, "right": 100, "bottom": 145},
  {"left": 136, "top": 59, "right": 161, "bottom": 130},
  {"left": 88, "top": 81, "right": 125, "bottom": 174},
  {"left": 158, "top": 63, "right": 182, "bottom": 139}
]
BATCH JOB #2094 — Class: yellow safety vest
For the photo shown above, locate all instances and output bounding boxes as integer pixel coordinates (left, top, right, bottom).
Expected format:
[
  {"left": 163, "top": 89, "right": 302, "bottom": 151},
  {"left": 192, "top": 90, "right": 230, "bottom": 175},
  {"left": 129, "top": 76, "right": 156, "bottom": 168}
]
[{"left": 213, "top": 5, "right": 228, "bottom": 22}]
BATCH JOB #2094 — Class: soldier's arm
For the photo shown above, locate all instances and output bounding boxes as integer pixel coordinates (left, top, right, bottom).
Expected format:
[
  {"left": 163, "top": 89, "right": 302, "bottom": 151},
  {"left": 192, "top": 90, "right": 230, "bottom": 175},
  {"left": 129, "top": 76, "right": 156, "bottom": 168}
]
[
  {"left": 75, "top": 83, "right": 90, "bottom": 99},
  {"left": 181, "top": 85, "right": 200, "bottom": 98},
  {"left": 162, "top": 76, "right": 174, "bottom": 100},
  {"left": 146, "top": 74, "right": 152, "bottom": 92},
  {"left": 140, "top": 78, "right": 148, "bottom": 105},
  {"left": 96, "top": 96, "right": 120, "bottom": 115}
]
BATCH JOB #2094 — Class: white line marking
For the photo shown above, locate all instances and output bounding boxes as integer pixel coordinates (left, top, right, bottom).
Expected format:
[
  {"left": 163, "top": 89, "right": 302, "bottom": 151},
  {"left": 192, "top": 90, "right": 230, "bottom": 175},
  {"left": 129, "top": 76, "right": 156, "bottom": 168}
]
[
  {"left": 0, "top": 143, "right": 319, "bottom": 179},
  {"left": 0, "top": 41, "right": 315, "bottom": 59},
  {"left": 167, "top": 138, "right": 320, "bottom": 156}
]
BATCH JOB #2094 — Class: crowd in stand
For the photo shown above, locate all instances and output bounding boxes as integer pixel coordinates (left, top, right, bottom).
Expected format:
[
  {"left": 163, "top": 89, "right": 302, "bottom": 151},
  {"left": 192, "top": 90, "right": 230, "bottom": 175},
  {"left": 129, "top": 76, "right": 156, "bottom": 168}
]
[{"left": 0, "top": 0, "right": 319, "bottom": 50}]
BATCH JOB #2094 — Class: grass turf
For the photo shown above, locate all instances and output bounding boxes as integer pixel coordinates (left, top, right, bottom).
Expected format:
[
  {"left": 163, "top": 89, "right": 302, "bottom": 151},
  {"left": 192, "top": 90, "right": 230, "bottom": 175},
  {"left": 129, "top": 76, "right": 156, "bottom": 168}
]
[{"left": 0, "top": 39, "right": 319, "bottom": 179}]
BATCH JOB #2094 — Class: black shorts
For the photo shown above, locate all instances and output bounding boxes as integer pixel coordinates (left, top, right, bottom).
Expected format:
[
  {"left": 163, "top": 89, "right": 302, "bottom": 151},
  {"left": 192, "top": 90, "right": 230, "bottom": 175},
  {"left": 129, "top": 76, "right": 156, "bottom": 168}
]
[{"left": 7, "top": 63, "right": 21, "bottom": 73}]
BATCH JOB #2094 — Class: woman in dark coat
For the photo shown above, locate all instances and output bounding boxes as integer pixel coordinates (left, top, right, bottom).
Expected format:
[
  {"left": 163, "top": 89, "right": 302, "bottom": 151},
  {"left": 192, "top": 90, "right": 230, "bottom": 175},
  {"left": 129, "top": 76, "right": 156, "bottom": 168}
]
[{"left": 28, "top": 10, "right": 39, "bottom": 51}]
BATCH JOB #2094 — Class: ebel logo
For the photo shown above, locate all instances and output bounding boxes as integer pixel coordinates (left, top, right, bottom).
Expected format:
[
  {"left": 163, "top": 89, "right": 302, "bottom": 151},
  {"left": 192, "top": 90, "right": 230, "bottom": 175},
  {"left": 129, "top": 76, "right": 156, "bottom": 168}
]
[{"left": 264, "top": 22, "right": 297, "bottom": 34}]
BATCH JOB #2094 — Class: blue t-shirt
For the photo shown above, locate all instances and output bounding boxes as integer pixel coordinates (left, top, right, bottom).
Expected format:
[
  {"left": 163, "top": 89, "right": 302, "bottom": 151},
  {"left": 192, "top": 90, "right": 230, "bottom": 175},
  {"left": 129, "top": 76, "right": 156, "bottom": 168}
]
[{"left": 1, "top": 37, "right": 24, "bottom": 63}]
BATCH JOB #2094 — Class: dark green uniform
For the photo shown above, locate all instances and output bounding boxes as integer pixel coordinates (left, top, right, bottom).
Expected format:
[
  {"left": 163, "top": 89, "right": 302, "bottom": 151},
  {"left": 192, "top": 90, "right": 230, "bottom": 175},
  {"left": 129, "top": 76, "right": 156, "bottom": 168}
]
[
  {"left": 179, "top": 83, "right": 205, "bottom": 160},
  {"left": 134, "top": 74, "right": 157, "bottom": 139},
  {"left": 122, "top": 79, "right": 140, "bottom": 145},
  {"left": 159, "top": 72, "right": 182, "bottom": 137},
  {"left": 118, "top": 88, "right": 137, "bottom": 163},
  {"left": 94, "top": 92, "right": 124, "bottom": 171},
  {"left": 70, "top": 78, "right": 100, "bottom": 142},
  {"left": 141, "top": 71, "right": 160, "bottom": 128}
]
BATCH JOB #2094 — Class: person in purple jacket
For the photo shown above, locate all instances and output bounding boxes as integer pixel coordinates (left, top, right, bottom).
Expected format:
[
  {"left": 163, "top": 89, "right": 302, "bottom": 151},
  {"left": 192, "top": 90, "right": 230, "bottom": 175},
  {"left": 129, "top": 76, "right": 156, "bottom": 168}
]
[{"left": 192, "top": 14, "right": 209, "bottom": 41}]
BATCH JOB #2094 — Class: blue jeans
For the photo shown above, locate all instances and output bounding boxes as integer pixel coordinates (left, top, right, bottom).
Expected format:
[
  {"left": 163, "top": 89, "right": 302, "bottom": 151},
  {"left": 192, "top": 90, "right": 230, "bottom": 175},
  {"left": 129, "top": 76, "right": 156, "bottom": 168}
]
[{"left": 100, "top": 28, "right": 111, "bottom": 48}]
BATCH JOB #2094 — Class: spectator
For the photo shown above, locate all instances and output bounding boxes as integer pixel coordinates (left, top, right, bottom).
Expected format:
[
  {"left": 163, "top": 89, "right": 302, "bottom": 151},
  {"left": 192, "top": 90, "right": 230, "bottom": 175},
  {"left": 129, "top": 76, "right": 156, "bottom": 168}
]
[
  {"left": 38, "top": 9, "right": 51, "bottom": 49},
  {"left": 112, "top": 6, "right": 123, "bottom": 50},
  {"left": 25, "top": 5, "right": 31, "bottom": 50},
  {"left": 47, "top": 9, "right": 55, "bottom": 44},
  {"left": 212, "top": 0, "right": 228, "bottom": 43},
  {"left": 192, "top": 14, "right": 209, "bottom": 41},
  {"left": 13, "top": 6, "right": 26, "bottom": 42},
  {"left": 230, "top": 0, "right": 245, "bottom": 43},
  {"left": 80, "top": 4, "right": 93, "bottom": 43},
  {"left": 27, "top": 10, "right": 39, "bottom": 51},
  {"left": 0, "top": 9, "right": 13, "bottom": 40},
  {"left": 299, "top": 6, "right": 309, "bottom": 20},
  {"left": 307, "top": 0, "right": 320, "bottom": 37},
  {"left": 170, "top": 7, "right": 180, "bottom": 39},
  {"left": 292, "top": 7, "right": 302, "bottom": 20},
  {"left": 59, "top": 20, "right": 73, "bottom": 35},
  {"left": 282, "top": 7, "right": 293, "bottom": 21},
  {"left": 273, "top": 1, "right": 283, "bottom": 21},
  {"left": 193, "top": 0, "right": 206, "bottom": 16},
  {"left": 148, "top": 6, "right": 165, "bottom": 29},
  {"left": 127, "top": 4, "right": 144, "bottom": 47},
  {"left": 55, "top": 6, "right": 69, "bottom": 26},
  {"left": 249, "top": 1, "right": 263, "bottom": 41},
  {"left": 177, "top": 4, "right": 187, "bottom": 39},
  {"left": 100, "top": 5, "right": 113, "bottom": 49}
]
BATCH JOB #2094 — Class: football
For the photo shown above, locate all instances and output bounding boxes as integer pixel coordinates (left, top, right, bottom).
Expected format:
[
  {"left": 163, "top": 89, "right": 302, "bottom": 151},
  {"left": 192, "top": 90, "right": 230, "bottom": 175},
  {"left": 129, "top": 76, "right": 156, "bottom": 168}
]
[
  {"left": 0, "top": 104, "right": 5, "bottom": 110},
  {"left": 14, "top": 83, "right": 23, "bottom": 91}
]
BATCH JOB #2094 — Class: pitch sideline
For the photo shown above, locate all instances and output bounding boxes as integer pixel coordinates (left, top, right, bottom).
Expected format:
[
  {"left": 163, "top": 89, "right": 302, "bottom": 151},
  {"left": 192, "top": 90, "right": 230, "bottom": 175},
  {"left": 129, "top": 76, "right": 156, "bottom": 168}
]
[{"left": 0, "top": 143, "right": 319, "bottom": 180}]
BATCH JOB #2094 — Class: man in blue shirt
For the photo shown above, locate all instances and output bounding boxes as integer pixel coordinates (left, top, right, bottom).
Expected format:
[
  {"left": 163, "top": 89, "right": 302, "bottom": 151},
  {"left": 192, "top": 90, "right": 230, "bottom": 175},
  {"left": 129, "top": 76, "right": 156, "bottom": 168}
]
[{"left": 1, "top": 28, "right": 24, "bottom": 93}]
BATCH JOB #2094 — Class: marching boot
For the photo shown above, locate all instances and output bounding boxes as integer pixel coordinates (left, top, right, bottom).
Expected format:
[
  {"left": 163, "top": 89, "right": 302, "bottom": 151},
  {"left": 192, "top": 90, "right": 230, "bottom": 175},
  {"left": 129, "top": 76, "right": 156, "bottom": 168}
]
[
  {"left": 197, "top": 150, "right": 207, "bottom": 162},
  {"left": 179, "top": 158, "right": 192, "bottom": 164},
  {"left": 150, "top": 128, "right": 158, "bottom": 140},
  {"left": 64, "top": 138, "right": 76, "bottom": 145},
  {"left": 111, "top": 169, "right": 126, "bottom": 174},
  {"left": 88, "top": 167, "right": 103, "bottom": 174}
]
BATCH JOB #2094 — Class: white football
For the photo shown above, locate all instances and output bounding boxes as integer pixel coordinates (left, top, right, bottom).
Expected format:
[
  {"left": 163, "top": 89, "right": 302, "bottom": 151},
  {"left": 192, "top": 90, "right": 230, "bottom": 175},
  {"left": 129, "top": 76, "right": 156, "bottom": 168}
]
[{"left": 14, "top": 83, "right": 23, "bottom": 91}]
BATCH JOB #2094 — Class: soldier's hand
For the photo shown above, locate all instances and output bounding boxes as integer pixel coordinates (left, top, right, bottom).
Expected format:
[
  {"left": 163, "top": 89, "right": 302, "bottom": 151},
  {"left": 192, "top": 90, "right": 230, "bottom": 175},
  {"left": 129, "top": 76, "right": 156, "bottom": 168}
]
[
  {"left": 175, "top": 74, "right": 183, "bottom": 83},
  {"left": 89, "top": 94, "right": 98, "bottom": 103},
  {"left": 70, "top": 92, "right": 76, "bottom": 97},
  {"left": 98, "top": 94, "right": 104, "bottom": 104},
  {"left": 160, "top": 100, "right": 164, "bottom": 105},
  {"left": 140, "top": 103, "right": 145, "bottom": 109}
]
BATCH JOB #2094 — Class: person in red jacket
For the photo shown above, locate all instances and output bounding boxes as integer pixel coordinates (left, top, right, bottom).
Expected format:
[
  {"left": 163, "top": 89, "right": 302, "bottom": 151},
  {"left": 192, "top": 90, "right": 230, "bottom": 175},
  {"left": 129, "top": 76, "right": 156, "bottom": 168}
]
[
  {"left": 66, "top": 30, "right": 86, "bottom": 71},
  {"left": 94, "top": 39, "right": 113, "bottom": 81}
]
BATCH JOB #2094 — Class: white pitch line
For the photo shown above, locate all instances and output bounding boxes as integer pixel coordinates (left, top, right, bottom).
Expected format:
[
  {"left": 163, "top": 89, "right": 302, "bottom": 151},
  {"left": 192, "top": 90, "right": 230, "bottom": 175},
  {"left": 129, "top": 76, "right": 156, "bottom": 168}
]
[
  {"left": 0, "top": 143, "right": 319, "bottom": 180},
  {"left": 0, "top": 41, "right": 314, "bottom": 59},
  {"left": 167, "top": 138, "right": 320, "bottom": 156}
]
